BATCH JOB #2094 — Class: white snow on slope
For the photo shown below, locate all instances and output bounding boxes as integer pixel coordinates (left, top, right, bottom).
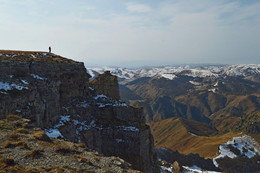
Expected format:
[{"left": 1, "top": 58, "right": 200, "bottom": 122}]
[
  {"left": 187, "top": 69, "right": 219, "bottom": 78},
  {"left": 189, "top": 81, "right": 200, "bottom": 86},
  {"left": 94, "top": 94, "right": 107, "bottom": 100},
  {"left": 44, "top": 115, "right": 70, "bottom": 138},
  {"left": 183, "top": 165, "right": 221, "bottom": 173},
  {"left": 160, "top": 165, "right": 173, "bottom": 173},
  {"left": 45, "top": 128, "right": 63, "bottom": 138},
  {"left": 30, "top": 74, "right": 47, "bottom": 80},
  {"left": 188, "top": 132, "right": 199, "bottom": 136},
  {"left": 87, "top": 64, "right": 260, "bottom": 80},
  {"left": 118, "top": 125, "right": 139, "bottom": 132},
  {"left": 0, "top": 81, "right": 28, "bottom": 91},
  {"left": 213, "top": 135, "right": 260, "bottom": 167},
  {"left": 94, "top": 94, "right": 128, "bottom": 108},
  {"left": 208, "top": 88, "right": 217, "bottom": 93},
  {"left": 21, "top": 80, "right": 29, "bottom": 85},
  {"left": 159, "top": 73, "right": 177, "bottom": 80}
]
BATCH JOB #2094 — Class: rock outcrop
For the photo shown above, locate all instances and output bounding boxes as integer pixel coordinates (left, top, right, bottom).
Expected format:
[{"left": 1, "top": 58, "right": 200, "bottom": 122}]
[
  {"left": 0, "top": 50, "right": 159, "bottom": 172},
  {"left": 0, "top": 51, "right": 89, "bottom": 128},
  {"left": 0, "top": 115, "right": 141, "bottom": 172},
  {"left": 90, "top": 71, "right": 120, "bottom": 100}
]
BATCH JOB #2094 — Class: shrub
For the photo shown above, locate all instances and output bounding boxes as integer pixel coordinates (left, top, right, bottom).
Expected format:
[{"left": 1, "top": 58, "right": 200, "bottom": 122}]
[
  {"left": 0, "top": 157, "right": 15, "bottom": 167},
  {"left": 47, "top": 167, "right": 64, "bottom": 173},
  {"left": 7, "top": 132, "right": 19, "bottom": 139},
  {"left": 55, "top": 145, "right": 76, "bottom": 156},
  {"left": 3, "top": 141, "right": 29, "bottom": 149},
  {"left": 24, "top": 149, "right": 44, "bottom": 159},
  {"left": 76, "top": 142, "right": 88, "bottom": 149},
  {"left": 6, "top": 115, "right": 21, "bottom": 121},
  {"left": 25, "top": 167, "right": 42, "bottom": 173},
  {"left": 33, "top": 131, "right": 51, "bottom": 142},
  {"left": 16, "top": 128, "right": 29, "bottom": 134}
]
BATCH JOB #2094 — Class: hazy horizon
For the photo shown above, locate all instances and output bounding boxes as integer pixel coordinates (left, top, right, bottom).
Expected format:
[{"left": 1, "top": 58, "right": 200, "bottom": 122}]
[{"left": 1, "top": 0, "right": 260, "bottom": 66}]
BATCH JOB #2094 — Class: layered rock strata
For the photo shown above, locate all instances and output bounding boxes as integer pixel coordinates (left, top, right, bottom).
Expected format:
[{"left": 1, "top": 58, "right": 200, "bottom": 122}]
[
  {"left": 0, "top": 50, "right": 159, "bottom": 172},
  {"left": 90, "top": 71, "right": 120, "bottom": 100}
]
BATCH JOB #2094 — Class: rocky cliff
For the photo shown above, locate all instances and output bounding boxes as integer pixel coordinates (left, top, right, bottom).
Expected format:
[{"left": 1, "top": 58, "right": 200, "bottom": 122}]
[
  {"left": 0, "top": 51, "right": 89, "bottom": 128},
  {"left": 90, "top": 71, "right": 120, "bottom": 100},
  {"left": 0, "top": 50, "right": 159, "bottom": 172},
  {"left": 0, "top": 115, "right": 140, "bottom": 172}
]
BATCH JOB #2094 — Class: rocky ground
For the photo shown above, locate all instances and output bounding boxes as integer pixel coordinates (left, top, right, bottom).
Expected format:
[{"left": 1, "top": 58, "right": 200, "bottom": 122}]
[{"left": 0, "top": 115, "right": 140, "bottom": 173}]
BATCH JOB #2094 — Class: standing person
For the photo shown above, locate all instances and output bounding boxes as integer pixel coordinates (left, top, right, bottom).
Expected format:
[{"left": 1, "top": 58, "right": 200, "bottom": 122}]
[{"left": 49, "top": 46, "right": 51, "bottom": 53}]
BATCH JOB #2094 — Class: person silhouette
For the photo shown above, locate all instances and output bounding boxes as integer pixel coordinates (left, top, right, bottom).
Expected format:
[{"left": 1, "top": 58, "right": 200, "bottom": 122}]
[{"left": 49, "top": 46, "right": 51, "bottom": 53}]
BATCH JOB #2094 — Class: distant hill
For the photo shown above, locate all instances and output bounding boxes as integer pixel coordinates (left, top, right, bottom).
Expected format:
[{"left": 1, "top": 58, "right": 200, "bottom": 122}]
[
  {"left": 88, "top": 65, "right": 260, "bottom": 172},
  {"left": 88, "top": 65, "right": 260, "bottom": 126},
  {"left": 149, "top": 117, "right": 260, "bottom": 173},
  {"left": 148, "top": 117, "right": 240, "bottom": 158}
]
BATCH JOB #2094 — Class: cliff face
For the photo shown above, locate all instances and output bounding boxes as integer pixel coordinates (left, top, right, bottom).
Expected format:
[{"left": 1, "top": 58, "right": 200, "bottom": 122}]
[
  {"left": 0, "top": 51, "right": 89, "bottom": 128},
  {"left": 0, "top": 50, "right": 158, "bottom": 172},
  {"left": 90, "top": 71, "right": 120, "bottom": 100},
  {"left": 0, "top": 115, "right": 140, "bottom": 172}
]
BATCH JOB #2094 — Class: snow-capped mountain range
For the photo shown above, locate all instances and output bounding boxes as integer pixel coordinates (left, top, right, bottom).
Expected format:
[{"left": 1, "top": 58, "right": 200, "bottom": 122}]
[{"left": 87, "top": 64, "right": 260, "bottom": 80}]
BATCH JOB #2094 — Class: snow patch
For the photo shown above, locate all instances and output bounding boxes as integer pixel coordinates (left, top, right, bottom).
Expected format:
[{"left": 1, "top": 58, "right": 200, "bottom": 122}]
[
  {"left": 21, "top": 80, "right": 29, "bottom": 85},
  {"left": 87, "top": 69, "right": 95, "bottom": 78},
  {"left": 160, "top": 165, "right": 173, "bottom": 173},
  {"left": 31, "top": 54, "right": 37, "bottom": 58},
  {"left": 94, "top": 94, "right": 107, "bottom": 100},
  {"left": 118, "top": 125, "right": 139, "bottom": 132},
  {"left": 159, "top": 73, "right": 177, "bottom": 80},
  {"left": 0, "top": 91, "right": 7, "bottom": 95},
  {"left": 189, "top": 132, "right": 199, "bottom": 136},
  {"left": 45, "top": 129, "right": 63, "bottom": 138},
  {"left": 213, "top": 135, "right": 260, "bottom": 167},
  {"left": 77, "top": 102, "right": 89, "bottom": 108},
  {"left": 0, "top": 81, "right": 28, "bottom": 91},
  {"left": 208, "top": 88, "right": 216, "bottom": 93},
  {"left": 53, "top": 115, "right": 71, "bottom": 128},
  {"left": 87, "top": 64, "right": 260, "bottom": 80},
  {"left": 30, "top": 74, "right": 47, "bottom": 80},
  {"left": 89, "top": 87, "right": 94, "bottom": 91},
  {"left": 116, "top": 139, "right": 124, "bottom": 143},
  {"left": 189, "top": 81, "right": 200, "bottom": 86},
  {"left": 44, "top": 115, "right": 70, "bottom": 138},
  {"left": 183, "top": 165, "right": 221, "bottom": 173}
]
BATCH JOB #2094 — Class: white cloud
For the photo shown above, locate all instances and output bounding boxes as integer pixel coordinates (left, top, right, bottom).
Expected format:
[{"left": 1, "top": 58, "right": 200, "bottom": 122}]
[
  {"left": 126, "top": 2, "right": 152, "bottom": 13},
  {"left": 0, "top": 0, "right": 260, "bottom": 66}
]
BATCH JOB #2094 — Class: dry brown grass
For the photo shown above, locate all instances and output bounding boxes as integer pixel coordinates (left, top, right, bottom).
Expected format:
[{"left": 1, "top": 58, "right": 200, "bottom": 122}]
[
  {"left": 24, "top": 149, "right": 44, "bottom": 159},
  {"left": 7, "top": 132, "right": 19, "bottom": 139},
  {"left": 16, "top": 128, "right": 29, "bottom": 134},
  {"left": 33, "top": 131, "right": 51, "bottom": 142},
  {"left": 6, "top": 115, "right": 21, "bottom": 121},
  {"left": 0, "top": 157, "right": 15, "bottom": 167},
  {"left": 76, "top": 142, "right": 88, "bottom": 149},
  {"left": 0, "top": 157, "right": 26, "bottom": 172},
  {"left": 149, "top": 117, "right": 241, "bottom": 158},
  {"left": 3, "top": 140, "right": 29, "bottom": 149},
  {"left": 55, "top": 145, "right": 78, "bottom": 156},
  {"left": 75, "top": 155, "right": 94, "bottom": 166},
  {"left": 0, "top": 50, "right": 80, "bottom": 64}
]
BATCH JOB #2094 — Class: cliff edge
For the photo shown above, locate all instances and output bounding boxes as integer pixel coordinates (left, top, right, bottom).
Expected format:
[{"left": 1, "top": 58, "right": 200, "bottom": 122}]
[{"left": 0, "top": 50, "right": 159, "bottom": 172}]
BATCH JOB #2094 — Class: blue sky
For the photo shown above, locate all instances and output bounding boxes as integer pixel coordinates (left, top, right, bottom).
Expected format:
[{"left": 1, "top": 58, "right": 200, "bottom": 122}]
[{"left": 0, "top": 0, "right": 259, "bottom": 67}]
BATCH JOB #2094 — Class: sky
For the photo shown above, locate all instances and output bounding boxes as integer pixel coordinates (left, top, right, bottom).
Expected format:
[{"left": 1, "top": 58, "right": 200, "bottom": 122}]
[{"left": 0, "top": 0, "right": 260, "bottom": 67}]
